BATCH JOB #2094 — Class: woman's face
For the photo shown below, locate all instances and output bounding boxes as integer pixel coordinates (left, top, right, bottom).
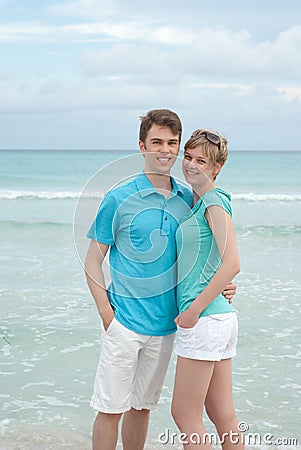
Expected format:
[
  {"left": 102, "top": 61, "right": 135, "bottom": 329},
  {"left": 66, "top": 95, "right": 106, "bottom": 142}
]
[{"left": 182, "top": 145, "right": 221, "bottom": 187}]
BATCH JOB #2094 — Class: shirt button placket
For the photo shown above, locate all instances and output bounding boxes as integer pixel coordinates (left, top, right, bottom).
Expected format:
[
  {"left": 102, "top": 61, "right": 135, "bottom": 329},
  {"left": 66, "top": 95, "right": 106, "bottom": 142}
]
[{"left": 162, "top": 202, "right": 169, "bottom": 235}]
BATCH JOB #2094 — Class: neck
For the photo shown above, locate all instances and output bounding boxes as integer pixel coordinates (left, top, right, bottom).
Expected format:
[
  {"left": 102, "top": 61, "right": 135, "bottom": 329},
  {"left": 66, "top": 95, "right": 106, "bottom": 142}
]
[
  {"left": 144, "top": 171, "right": 173, "bottom": 198},
  {"left": 192, "top": 180, "right": 216, "bottom": 204}
]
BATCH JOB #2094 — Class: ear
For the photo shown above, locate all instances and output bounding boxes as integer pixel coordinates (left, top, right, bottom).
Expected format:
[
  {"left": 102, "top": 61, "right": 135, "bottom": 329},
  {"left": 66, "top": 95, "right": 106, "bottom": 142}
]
[
  {"left": 214, "top": 162, "right": 224, "bottom": 178},
  {"left": 138, "top": 140, "right": 146, "bottom": 156}
]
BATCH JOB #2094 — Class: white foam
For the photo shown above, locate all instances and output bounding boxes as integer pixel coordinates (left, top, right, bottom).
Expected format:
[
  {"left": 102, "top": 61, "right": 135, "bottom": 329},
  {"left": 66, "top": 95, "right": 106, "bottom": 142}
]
[
  {"left": 232, "top": 193, "right": 301, "bottom": 202},
  {"left": 60, "top": 342, "right": 95, "bottom": 354},
  {"left": 1, "top": 189, "right": 300, "bottom": 201},
  {"left": 0, "top": 190, "right": 104, "bottom": 200}
]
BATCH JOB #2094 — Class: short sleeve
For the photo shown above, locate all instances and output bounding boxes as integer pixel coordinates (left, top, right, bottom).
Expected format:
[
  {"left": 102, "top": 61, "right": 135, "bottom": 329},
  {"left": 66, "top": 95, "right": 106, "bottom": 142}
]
[
  {"left": 86, "top": 191, "right": 118, "bottom": 245},
  {"left": 200, "top": 190, "right": 232, "bottom": 217}
]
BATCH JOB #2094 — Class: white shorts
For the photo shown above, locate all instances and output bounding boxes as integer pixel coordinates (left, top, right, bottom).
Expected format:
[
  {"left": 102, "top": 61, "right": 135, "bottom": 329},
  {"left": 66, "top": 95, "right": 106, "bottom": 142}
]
[
  {"left": 174, "top": 312, "right": 238, "bottom": 361},
  {"left": 90, "top": 318, "right": 175, "bottom": 414}
]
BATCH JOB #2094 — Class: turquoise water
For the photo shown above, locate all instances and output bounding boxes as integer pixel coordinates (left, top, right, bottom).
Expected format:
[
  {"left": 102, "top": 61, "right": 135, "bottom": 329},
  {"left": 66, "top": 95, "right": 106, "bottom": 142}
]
[{"left": 0, "top": 150, "right": 300, "bottom": 449}]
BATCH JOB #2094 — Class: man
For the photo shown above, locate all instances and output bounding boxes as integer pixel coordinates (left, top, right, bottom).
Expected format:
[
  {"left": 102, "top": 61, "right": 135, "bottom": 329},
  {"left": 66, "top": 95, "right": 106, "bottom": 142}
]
[{"left": 85, "top": 109, "right": 236, "bottom": 450}]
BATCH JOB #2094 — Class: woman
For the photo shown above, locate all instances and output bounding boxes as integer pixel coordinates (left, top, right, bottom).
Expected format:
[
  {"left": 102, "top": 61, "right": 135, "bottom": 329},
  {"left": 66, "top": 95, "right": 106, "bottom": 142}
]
[{"left": 171, "top": 129, "right": 244, "bottom": 449}]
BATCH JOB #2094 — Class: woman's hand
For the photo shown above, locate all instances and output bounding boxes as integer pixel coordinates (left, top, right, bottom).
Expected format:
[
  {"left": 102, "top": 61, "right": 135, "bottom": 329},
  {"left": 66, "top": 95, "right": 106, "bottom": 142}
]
[
  {"left": 223, "top": 282, "right": 237, "bottom": 303},
  {"left": 174, "top": 306, "right": 199, "bottom": 329}
]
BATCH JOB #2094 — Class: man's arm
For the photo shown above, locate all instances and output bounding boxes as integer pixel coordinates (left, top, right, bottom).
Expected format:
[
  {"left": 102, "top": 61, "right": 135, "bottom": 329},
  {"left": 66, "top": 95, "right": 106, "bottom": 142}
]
[{"left": 85, "top": 240, "right": 114, "bottom": 331}]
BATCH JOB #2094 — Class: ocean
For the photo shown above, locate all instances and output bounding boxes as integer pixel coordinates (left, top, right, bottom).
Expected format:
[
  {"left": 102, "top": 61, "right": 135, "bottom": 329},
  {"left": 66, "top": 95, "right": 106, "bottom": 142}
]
[{"left": 0, "top": 150, "right": 300, "bottom": 449}]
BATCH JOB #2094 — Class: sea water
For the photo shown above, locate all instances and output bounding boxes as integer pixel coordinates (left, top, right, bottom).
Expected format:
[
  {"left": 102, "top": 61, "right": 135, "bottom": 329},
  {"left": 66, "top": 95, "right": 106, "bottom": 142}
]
[{"left": 0, "top": 150, "right": 300, "bottom": 449}]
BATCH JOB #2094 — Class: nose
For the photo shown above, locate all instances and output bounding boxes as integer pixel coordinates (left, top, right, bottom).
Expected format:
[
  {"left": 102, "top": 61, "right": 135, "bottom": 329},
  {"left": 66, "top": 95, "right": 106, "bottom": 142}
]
[
  {"left": 186, "top": 159, "right": 197, "bottom": 169},
  {"left": 158, "top": 141, "right": 172, "bottom": 153}
]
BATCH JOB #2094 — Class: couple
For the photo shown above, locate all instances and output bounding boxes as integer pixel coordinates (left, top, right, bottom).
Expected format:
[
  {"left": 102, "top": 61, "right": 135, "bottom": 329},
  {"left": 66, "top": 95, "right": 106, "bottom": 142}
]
[{"left": 85, "top": 109, "right": 243, "bottom": 450}]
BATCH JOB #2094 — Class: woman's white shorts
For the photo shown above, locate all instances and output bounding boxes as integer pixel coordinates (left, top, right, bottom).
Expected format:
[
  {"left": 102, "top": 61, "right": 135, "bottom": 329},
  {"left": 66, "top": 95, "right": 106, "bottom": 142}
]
[
  {"left": 90, "top": 317, "right": 175, "bottom": 414},
  {"left": 174, "top": 312, "right": 238, "bottom": 361}
]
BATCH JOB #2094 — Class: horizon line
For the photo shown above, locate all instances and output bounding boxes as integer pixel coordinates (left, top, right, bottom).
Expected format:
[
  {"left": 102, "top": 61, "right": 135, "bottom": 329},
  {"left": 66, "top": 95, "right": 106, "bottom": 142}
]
[{"left": 1, "top": 149, "right": 301, "bottom": 153}]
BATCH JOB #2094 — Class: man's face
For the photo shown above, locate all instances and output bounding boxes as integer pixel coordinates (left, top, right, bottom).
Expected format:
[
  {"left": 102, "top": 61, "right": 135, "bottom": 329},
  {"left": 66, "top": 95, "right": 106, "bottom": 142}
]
[{"left": 139, "top": 124, "right": 180, "bottom": 175}]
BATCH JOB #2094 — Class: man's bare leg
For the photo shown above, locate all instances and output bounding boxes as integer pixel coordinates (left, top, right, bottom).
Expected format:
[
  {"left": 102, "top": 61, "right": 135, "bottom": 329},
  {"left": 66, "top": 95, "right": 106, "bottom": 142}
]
[
  {"left": 92, "top": 412, "right": 122, "bottom": 450},
  {"left": 121, "top": 408, "right": 150, "bottom": 450}
]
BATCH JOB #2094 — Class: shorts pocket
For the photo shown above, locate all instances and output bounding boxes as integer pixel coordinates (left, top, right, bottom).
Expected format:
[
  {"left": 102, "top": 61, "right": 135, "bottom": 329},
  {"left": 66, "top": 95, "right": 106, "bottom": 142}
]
[
  {"left": 177, "top": 325, "right": 196, "bottom": 347},
  {"left": 105, "top": 317, "right": 117, "bottom": 334}
]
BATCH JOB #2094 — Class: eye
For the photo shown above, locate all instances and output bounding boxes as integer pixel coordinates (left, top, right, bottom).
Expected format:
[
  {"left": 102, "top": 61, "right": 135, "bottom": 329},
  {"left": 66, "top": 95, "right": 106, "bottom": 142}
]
[{"left": 184, "top": 154, "right": 191, "bottom": 160}]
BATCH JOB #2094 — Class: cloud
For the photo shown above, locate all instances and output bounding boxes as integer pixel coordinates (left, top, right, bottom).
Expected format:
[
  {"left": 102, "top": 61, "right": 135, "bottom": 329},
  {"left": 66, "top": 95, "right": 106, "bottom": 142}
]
[
  {"left": 0, "top": 22, "right": 111, "bottom": 42},
  {"left": 0, "top": 23, "right": 49, "bottom": 42},
  {"left": 50, "top": 0, "right": 123, "bottom": 19},
  {"left": 0, "top": 68, "right": 14, "bottom": 80},
  {"left": 0, "top": 0, "right": 300, "bottom": 150},
  {"left": 1, "top": 73, "right": 299, "bottom": 151},
  {"left": 189, "top": 82, "right": 256, "bottom": 97},
  {"left": 0, "top": 73, "right": 295, "bottom": 118},
  {"left": 1, "top": 20, "right": 300, "bottom": 116},
  {"left": 1, "top": 10, "right": 300, "bottom": 84},
  {"left": 79, "top": 25, "right": 301, "bottom": 84},
  {"left": 277, "top": 86, "right": 301, "bottom": 101},
  {"left": 0, "top": 19, "right": 194, "bottom": 45}
]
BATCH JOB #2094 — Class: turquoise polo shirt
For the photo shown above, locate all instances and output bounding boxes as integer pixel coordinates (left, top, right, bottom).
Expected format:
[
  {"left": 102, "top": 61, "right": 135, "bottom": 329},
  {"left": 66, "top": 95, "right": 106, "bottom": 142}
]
[
  {"left": 176, "top": 188, "right": 237, "bottom": 317},
  {"left": 87, "top": 172, "right": 193, "bottom": 335}
]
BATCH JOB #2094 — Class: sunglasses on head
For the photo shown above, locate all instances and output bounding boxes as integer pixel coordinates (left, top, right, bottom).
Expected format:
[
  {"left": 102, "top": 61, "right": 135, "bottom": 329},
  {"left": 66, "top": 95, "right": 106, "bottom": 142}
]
[{"left": 191, "top": 130, "right": 221, "bottom": 148}]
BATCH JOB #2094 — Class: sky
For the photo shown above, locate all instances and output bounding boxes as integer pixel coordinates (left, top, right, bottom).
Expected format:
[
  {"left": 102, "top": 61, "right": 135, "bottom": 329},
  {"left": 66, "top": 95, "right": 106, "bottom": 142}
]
[{"left": 0, "top": 0, "right": 300, "bottom": 151}]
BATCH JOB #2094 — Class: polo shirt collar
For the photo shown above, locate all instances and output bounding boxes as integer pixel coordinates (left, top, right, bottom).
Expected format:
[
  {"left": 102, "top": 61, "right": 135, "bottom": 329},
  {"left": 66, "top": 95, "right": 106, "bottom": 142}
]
[{"left": 135, "top": 172, "right": 185, "bottom": 198}]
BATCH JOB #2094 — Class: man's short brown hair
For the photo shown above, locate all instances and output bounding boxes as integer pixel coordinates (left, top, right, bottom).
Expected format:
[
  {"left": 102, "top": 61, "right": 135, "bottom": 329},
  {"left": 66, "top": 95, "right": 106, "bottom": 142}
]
[{"left": 139, "top": 109, "right": 182, "bottom": 143}]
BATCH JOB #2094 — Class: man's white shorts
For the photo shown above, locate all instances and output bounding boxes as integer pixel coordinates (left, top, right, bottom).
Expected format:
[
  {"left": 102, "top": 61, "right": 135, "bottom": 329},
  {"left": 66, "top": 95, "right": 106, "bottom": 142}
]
[
  {"left": 174, "top": 312, "right": 238, "bottom": 361},
  {"left": 90, "top": 318, "right": 175, "bottom": 414}
]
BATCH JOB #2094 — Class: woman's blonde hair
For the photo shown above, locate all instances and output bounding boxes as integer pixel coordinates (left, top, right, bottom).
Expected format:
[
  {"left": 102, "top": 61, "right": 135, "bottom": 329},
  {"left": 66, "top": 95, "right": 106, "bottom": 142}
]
[{"left": 184, "top": 129, "right": 228, "bottom": 179}]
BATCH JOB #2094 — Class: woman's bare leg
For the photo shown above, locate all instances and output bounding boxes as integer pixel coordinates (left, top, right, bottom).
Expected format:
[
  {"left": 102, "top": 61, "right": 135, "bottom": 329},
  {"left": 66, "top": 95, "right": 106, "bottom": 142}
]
[
  {"left": 205, "top": 358, "right": 244, "bottom": 450},
  {"left": 172, "top": 356, "right": 214, "bottom": 449}
]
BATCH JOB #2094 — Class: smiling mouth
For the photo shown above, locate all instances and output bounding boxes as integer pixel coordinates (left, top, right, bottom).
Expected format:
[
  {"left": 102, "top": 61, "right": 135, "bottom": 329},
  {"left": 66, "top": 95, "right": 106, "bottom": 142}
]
[
  {"left": 157, "top": 156, "right": 172, "bottom": 162},
  {"left": 185, "top": 169, "right": 199, "bottom": 175}
]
